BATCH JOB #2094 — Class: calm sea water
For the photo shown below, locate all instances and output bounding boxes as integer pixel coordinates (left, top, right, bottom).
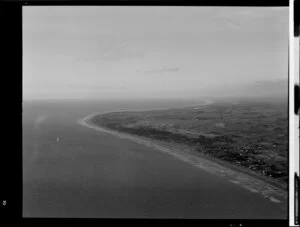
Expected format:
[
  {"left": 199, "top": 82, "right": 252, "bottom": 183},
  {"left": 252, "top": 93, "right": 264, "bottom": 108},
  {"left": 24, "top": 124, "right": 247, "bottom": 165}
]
[{"left": 22, "top": 99, "right": 287, "bottom": 218}]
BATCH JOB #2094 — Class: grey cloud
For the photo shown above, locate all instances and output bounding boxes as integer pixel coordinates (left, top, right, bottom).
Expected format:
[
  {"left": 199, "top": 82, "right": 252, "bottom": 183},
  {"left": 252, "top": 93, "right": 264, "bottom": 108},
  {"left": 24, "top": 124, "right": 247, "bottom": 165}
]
[{"left": 144, "top": 68, "right": 180, "bottom": 74}]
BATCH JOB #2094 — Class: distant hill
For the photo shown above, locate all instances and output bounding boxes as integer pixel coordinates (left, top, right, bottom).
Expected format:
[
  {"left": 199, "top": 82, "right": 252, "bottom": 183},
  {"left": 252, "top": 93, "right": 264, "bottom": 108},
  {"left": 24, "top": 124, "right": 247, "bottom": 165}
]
[
  {"left": 243, "top": 79, "right": 288, "bottom": 98},
  {"left": 200, "top": 79, "right": 288, "bottom": 100}
]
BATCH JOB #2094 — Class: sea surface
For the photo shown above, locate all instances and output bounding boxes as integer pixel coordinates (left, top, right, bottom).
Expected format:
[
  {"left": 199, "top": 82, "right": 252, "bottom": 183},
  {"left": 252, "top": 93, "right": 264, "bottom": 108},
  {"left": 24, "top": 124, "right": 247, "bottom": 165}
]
[{"left": 23, "top": 99, "right": 287, "bottom": 218}]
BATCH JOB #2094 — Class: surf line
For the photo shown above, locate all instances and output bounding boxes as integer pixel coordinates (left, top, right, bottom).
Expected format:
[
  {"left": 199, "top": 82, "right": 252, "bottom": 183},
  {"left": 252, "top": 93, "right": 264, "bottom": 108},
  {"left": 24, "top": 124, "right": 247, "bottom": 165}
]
[{"left": 77, "top": 113, "right": 287, "bottom": 206}]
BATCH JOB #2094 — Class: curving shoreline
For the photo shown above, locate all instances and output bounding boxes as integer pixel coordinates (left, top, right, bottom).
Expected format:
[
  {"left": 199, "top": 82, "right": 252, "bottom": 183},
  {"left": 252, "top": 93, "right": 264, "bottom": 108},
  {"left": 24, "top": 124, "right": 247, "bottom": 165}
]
[{"left": 78, "top": 111, "right": 287, "bottom": 209}]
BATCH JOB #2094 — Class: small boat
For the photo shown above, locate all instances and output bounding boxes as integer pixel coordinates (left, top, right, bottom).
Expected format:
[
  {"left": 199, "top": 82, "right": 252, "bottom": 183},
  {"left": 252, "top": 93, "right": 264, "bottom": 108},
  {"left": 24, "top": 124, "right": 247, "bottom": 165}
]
[{"left": 57, "top": 137, "right": 59, "bottom": 142}]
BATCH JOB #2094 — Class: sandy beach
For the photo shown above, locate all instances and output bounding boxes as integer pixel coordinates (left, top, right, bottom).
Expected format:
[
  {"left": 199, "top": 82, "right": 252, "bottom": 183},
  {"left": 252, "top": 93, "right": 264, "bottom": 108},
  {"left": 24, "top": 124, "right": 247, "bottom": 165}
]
[{"left": 78, "top": 112, "right": 288, "bottom": 209}]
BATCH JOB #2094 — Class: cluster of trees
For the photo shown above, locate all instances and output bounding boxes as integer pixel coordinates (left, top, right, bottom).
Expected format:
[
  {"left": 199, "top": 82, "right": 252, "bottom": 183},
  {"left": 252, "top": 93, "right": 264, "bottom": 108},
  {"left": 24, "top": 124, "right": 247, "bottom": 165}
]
[{"left": 92, "top": 114, "right": 287, "bottom": 182}]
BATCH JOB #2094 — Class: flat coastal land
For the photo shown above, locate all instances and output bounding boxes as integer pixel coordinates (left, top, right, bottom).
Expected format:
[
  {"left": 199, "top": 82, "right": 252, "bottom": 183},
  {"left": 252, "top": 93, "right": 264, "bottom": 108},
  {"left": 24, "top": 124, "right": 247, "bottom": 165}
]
[{"left": 79, "top": 99, "right": 288, "bottom": 205}]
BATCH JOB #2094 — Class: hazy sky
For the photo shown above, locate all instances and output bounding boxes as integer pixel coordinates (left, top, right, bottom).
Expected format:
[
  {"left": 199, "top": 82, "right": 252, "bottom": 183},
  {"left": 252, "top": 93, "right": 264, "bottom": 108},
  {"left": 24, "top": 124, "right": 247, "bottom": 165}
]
[{"left": 23, "top": 6, "right": 288, "bottom": 100}]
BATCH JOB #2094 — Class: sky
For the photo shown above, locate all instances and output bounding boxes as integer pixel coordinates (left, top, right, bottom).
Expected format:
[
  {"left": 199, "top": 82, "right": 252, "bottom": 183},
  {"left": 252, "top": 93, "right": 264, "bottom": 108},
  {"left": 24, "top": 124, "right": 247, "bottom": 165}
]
[{"left": 23, "top": 6, "right": 288, "bottom": 100}]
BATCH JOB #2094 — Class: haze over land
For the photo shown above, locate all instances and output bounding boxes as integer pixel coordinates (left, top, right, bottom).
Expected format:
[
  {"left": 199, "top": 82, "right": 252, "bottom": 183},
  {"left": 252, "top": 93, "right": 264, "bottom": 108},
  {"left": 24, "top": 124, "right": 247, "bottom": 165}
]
[
  {"left": 23, "top": 7, "right": 288, "bottom": 100},
  {"left": 200, "top": 79, "right": 288, "bottom": 99}
]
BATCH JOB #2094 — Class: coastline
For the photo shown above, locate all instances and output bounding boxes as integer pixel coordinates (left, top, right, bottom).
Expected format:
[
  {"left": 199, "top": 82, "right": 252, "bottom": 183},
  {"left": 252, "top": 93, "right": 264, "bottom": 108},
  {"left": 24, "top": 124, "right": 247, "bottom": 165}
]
[{"left": 78, "top": 112, "right": 287, "bottom": 209}]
